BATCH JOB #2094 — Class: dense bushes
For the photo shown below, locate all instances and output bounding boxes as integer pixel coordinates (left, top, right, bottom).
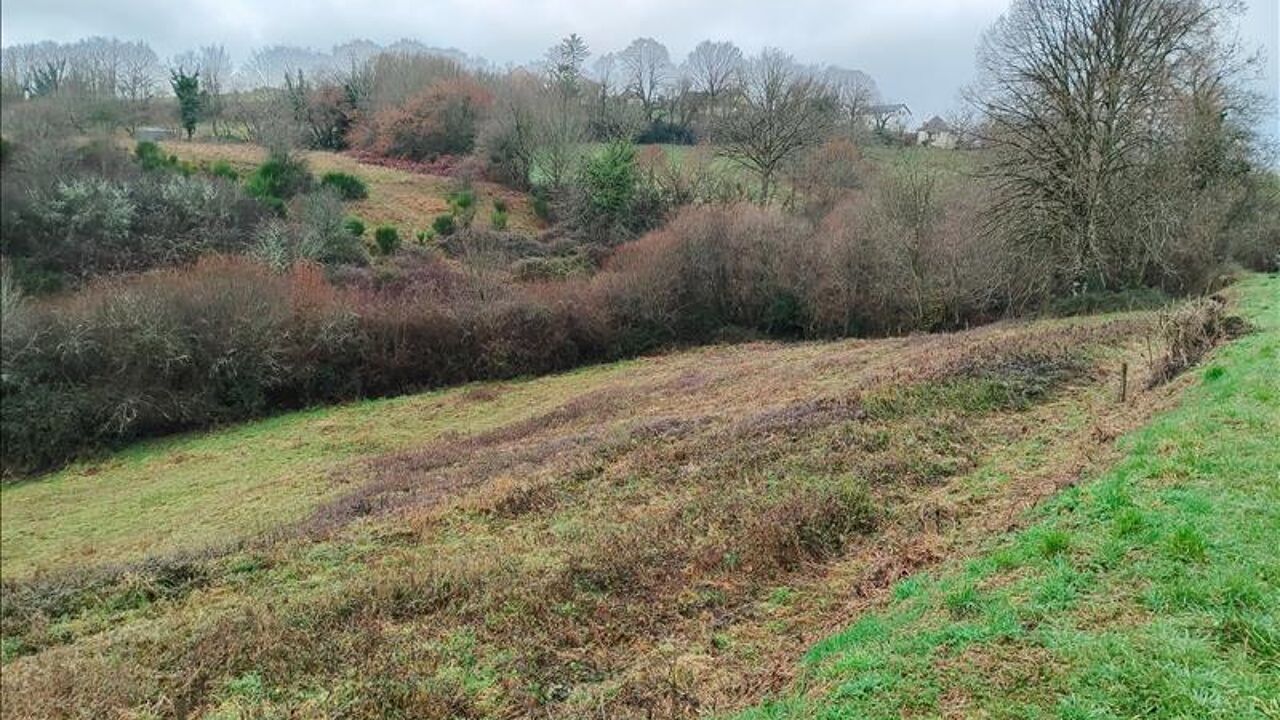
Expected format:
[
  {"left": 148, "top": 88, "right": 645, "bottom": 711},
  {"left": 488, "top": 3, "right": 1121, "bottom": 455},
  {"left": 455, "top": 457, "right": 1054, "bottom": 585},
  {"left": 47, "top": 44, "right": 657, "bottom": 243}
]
[
  {"left": 1, "top": 165, "right": 267, "bottom": 288},
  {"left": 252, "top": 192, "right": 367, "bottom": 269},
  {"left": 567, "top": 141, "right": 665, "bottom": 245},
  {"left": 1, "top": 181, "right": 991, "bottom": 474},
  {"left": 0, "top": 255, "right": 600, "bottom": 474},
  {"left": 1, "top": 258, "right": 300, "bottom": 472},
  {"left": 354, "top": 78, "right": 493, "bottom": 161}
]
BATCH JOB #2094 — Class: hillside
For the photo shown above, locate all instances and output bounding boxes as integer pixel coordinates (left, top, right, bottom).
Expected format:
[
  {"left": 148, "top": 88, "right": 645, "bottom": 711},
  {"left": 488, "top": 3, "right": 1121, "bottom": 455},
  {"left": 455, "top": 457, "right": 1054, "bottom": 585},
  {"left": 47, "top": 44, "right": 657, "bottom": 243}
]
[
  {"left": 738, "top": 274, "right": 1279, "bottom": 717},
  {"left": 1, "top": 276, "right": 1274, "bottom": 718},
  {"left": 155, "top": 140, "right": 542, "bottom": 234}
]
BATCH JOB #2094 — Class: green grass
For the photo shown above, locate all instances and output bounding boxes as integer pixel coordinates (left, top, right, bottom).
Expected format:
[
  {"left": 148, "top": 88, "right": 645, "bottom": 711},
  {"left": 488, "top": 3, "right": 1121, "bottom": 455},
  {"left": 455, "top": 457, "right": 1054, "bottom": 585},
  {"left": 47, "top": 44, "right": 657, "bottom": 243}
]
[
  {"left": 0, "top": 361, "right": 639, "bottom": 578},
  {"left": 734, "top": 273, "right": 1280, "bottom": 719},
  {"left": 530, "top": 142, "right": 981, "bottom": 193}
]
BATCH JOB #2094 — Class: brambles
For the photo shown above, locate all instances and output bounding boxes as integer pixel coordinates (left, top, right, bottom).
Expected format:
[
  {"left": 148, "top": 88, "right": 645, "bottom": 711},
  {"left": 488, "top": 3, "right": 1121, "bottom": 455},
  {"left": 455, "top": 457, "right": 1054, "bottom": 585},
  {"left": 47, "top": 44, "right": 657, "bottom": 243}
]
[{"left": 1147, "top": 296, "right": 1248, "bottom": 387}]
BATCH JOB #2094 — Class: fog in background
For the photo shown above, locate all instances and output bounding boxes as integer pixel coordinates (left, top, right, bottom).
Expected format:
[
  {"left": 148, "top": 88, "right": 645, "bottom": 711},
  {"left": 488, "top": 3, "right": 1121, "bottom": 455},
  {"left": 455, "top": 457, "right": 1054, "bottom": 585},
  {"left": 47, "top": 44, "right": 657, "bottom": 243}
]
[{"left": 2, "top": 0, "right": 1276, "bottom": 143}]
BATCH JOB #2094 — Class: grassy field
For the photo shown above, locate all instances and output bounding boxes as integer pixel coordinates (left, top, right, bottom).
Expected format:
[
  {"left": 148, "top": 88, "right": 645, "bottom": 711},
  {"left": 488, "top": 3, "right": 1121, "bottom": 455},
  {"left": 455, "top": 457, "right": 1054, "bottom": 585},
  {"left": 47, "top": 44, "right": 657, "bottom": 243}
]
[
  {"left": 1, "top": 276, "right": 1272, "bottom": 718},
  {"left": 0, "top": 362, "right": 643, "bottom": 578},
  {"left": 529, "top": 141, "right": 979, "bottom": 191},
  {"left": 154, "top": 140, "right": 542, "bottom": 234},
  {"left": 737, "top": 273, "right": 1280, "bottom": 719}
]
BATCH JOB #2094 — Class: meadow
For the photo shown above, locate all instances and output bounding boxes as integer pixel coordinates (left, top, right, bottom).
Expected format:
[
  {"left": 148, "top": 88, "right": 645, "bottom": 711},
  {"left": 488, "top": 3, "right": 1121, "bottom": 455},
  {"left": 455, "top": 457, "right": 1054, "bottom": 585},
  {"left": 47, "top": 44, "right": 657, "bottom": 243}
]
[
  {"left": 156, "top": 140, "right": 542, "bottom": 234},
  {"left": 4, "top": 275, "right": 1270, "bottom": 718}
]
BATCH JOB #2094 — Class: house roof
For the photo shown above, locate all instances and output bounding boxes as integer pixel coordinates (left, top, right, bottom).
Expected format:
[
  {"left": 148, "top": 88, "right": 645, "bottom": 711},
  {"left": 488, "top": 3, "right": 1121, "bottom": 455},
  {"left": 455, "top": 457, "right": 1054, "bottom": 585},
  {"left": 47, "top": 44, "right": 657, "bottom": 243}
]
[{"left": 920, "top": 116, "right": 952, "bottom": 133}]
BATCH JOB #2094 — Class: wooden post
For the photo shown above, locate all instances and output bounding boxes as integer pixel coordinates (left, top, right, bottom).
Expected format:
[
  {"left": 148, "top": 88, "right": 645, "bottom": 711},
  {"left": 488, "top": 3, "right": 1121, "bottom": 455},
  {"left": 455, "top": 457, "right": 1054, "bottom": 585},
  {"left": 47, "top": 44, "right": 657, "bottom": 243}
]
[{"left": 1118, "top": 362, "right": 1128, "bottom": 403}]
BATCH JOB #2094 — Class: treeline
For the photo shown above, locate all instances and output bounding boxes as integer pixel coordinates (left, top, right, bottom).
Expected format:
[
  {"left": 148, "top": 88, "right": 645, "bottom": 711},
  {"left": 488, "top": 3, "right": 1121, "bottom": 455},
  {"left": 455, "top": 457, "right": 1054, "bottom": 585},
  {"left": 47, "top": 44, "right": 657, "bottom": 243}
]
[{"left": 1, "top": 33, "right": 885, "bottom": 193}]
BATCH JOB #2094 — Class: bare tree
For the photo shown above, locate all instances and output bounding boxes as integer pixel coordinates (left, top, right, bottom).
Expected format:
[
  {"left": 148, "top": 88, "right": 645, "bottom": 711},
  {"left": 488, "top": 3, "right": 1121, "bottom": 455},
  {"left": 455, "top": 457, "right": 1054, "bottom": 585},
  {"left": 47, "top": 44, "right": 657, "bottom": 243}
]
[
  {"left": 684, "top": 40, "right": 743, "bottom": 109},
  {"left": 823, "top": 66, "right": 879, "bottom": 128},
  {"left": 537, "top": 34, "right": 591, "bottom": 188},
  {"left": 716, "top": 48, "right": 837, "bottom": 203},
  {"left": 117, "top": 41, "right": 161, "bottom": 133},
  {"left": 198, "top": 44, "right": 232, "bottom": 136},
  {"left": 588, "top": 52, "right": 643, "bottom": 138},
  {"left": 976, "top": 0, "right": 1248, "bottom": 293},
  {"left": 619, "top": 37, "right": 671, "bottom": 123}
]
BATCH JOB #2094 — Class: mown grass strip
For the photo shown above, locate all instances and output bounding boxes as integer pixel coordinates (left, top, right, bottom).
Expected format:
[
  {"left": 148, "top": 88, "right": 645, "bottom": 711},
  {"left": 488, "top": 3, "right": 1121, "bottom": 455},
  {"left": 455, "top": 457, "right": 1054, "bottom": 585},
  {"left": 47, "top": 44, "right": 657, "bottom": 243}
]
[{"left": 737, "top": 274, "right": 1279, "bottom": 720}]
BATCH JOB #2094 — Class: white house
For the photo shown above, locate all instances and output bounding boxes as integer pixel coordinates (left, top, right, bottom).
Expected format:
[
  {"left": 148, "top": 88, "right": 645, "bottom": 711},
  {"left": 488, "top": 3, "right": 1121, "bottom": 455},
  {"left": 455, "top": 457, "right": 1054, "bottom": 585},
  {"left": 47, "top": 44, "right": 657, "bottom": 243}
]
[
  {"left": 916, "top": 116, "right": 958, "bottom": 149},
  {"left": 864, "top": 103, "right": 912, "bottom": 134}
]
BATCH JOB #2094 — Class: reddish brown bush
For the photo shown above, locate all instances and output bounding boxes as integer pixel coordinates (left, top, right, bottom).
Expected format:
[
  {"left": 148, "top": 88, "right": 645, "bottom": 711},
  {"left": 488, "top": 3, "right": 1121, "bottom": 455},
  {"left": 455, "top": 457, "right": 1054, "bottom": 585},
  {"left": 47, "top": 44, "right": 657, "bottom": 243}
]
[{"left": 354, "top": 78, "right": 493, "bottom": 162}]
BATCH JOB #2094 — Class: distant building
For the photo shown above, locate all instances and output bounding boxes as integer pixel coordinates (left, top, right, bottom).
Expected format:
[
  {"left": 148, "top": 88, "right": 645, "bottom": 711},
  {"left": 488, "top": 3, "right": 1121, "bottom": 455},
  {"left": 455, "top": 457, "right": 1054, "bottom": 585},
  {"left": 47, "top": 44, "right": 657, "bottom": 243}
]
[
  {"left": 865, "top": 103, "right": 912, "bottom": 134},
  {"left": 916, "top": 116, "right": 958, "bottom": 149}
]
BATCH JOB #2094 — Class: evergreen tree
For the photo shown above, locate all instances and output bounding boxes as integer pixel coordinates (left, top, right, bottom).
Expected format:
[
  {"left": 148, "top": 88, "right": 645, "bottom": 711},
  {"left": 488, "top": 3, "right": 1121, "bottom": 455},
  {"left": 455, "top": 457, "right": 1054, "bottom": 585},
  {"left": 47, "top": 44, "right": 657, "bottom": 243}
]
[{"left": 170, "top": 67, "right": 201, "bottom": 139}]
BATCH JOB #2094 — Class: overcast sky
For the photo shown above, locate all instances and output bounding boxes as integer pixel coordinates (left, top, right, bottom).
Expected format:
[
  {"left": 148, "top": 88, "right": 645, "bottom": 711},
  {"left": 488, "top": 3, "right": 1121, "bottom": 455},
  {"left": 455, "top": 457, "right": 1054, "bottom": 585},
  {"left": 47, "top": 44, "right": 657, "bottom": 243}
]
[{"left": 2, "top": 0, "right": 1276, "bottom": 137}]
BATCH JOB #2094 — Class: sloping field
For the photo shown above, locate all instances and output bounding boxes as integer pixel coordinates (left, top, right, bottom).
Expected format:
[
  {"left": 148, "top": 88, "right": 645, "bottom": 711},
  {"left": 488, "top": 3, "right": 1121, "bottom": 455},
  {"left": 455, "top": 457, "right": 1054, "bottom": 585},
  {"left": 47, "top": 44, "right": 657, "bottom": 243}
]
[
  {"left": 155, "top": 140, "right": 540, "bottom": 233},
  {"left": 738, "top": 274, "right": 1280, "bottom": 719},
  {"left": 2, "top": 277, "right": 1272, "bottom": 718}
]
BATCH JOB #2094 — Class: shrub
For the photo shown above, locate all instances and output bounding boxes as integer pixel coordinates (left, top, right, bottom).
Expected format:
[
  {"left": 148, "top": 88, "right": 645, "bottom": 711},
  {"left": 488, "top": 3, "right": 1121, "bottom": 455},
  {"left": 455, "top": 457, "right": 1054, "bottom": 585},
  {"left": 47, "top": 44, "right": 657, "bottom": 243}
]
[
  {"left": 374, "top": 225, "right": 401, "bottom": 255},
  {"left": 635, "top": 119, "right": 696, "bottom": 145},
  {"left": 531, "top": 187, "right": 552, "bottom": 221},
  {"left": 344, "top": 216, "right": 366, "bottom": 238},
  {"left": 432, "top": 213, "right": 457, "bottom": 237},
  {"left": 4, "top": 168, "right": 263, "bottom": 283},
  {"left": 356, "top": 78, "right": 493, "bottom": 161},
  {"left": 134, "top": 141, "right": 174, "bottom": 172},
  {"left": 319, "top": 171, "right": 369, "bottom": 200},
  {"left": 570, "top": 140, "right": 670, "bottom": 246},
  {"left": 298, "top": 192, "right": 367, "bottom": 265},
  {"left": 252, "top": 220, "right": 294, "bottom": 272},
  {"left": 491, "top": 209, "right": 509, "bottom": 230},
  {"left": 245, "top": 151, "right": 313, "bottom": 203},
  {"left": 1147, "top": 296, "right": 1240, "bottom": 387},
  {"left": 493, "top": 197, "right": 509, "bottom": 213},
  {"left": 1, "top": 257, "right": 297, "bottom": 473},
  {"left": 250, "top": 194, "right": 367, "bottom": 270},
  {"left": 512, "top": 255, "right": 588, "bottom": 282},
  {"left": 448, "top": 189, "right": 476, "bottom": 229},
  {"left": 207, "top": 160, "right": 239, "bottom": 182}
]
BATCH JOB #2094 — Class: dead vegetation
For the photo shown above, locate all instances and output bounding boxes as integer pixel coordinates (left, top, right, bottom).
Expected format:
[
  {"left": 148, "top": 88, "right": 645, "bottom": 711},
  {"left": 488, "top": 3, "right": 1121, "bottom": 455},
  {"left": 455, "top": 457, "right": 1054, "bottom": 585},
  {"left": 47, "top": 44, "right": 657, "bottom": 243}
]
[
  {"left": 1, "top": 305, "right": 1213, "bottom": 719},
  {"left": 1146, "top": 294, "right": 1250, "bottom": 387}
]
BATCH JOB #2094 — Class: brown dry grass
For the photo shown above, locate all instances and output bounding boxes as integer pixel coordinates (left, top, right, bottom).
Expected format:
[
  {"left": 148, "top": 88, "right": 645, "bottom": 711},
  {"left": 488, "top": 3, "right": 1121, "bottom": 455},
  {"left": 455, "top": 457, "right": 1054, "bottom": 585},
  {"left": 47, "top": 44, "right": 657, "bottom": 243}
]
[
  {"left": 1, "top": 310, "right": 1182, "bottom": 719},
  {"left": 155, "top": 140, "right": 541, "bottom": 234}
]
